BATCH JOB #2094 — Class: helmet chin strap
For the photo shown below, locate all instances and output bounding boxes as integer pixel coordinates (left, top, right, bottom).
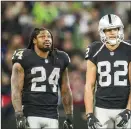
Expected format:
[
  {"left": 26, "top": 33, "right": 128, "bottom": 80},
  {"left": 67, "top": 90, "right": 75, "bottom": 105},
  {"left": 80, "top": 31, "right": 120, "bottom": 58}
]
[
  {"left": 107, "top": 39, "right": 117, "bottom": 45},
  {"left": 106, "top": 35, "right": 119, "bottom": 45}
]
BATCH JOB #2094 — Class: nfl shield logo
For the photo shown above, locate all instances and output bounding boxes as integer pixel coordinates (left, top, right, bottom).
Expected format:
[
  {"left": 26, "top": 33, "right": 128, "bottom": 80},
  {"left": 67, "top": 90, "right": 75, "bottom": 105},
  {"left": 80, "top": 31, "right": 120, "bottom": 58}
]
[
  {"left": 110, "top": 52, "right": 114, "bottom": 56},
  {"left": 45, "top": 59, "right": 48, "bottom": 63}
]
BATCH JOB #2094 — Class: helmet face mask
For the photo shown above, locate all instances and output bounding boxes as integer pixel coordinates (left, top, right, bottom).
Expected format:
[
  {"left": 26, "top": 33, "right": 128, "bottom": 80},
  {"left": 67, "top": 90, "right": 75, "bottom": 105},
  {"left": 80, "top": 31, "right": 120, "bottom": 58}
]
[{"left": 98, "top": 14, "right": 124, "bottom": 45}]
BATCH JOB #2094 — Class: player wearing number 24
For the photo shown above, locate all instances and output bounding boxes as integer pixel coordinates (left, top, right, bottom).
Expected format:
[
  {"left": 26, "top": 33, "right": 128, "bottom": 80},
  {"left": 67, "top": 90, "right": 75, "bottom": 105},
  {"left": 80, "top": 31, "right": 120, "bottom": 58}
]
[
  {"left": 84, "top": 14, "right": 131, "bottom": 129},
  {"left": 11, "top": 28, "right": 73, "bottom": 129}
]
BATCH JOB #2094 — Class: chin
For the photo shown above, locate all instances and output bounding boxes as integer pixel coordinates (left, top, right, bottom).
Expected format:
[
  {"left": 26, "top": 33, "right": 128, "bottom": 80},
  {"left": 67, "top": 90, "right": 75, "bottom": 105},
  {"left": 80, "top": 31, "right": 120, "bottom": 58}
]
[{"left": 41, "top": 47, "right": 51, "bottom": 52}]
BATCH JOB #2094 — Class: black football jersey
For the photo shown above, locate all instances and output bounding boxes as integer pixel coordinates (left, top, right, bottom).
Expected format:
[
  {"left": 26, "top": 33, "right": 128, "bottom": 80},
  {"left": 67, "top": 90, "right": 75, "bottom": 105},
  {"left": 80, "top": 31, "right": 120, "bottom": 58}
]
[
  {"left": 12, "top": 48, "right": 70, "bottom": 118},
  {"left": 85, "top": 41, "right": 131, "bottom": 109}
]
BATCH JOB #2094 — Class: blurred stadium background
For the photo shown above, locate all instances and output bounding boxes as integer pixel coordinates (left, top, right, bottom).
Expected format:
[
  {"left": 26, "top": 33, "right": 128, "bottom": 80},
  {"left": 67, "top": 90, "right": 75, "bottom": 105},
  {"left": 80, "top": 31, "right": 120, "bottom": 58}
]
[{"left": 1, "top": 1, "right": 131, "bottom": 129}]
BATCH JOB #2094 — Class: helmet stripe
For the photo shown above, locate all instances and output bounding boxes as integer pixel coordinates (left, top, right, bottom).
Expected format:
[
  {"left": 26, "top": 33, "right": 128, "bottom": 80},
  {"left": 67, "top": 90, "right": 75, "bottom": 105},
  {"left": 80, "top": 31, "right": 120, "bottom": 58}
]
[{"left": 108, "top": 14, "right": 112, "bottom": 24}]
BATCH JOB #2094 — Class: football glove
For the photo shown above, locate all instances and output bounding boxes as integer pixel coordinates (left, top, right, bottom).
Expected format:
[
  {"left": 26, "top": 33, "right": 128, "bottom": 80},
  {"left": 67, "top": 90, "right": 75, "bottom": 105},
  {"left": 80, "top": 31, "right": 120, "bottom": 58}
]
[
  {"left": 63, "top": 114, "right": 73, "bottom": 129},
  {"left": 86, "top": 113, "right": 102, "bottom": 129},
  {"left": 15, "top": 111, "right": 29, "bottom": 129},
  {"left": 116, "top": 109, "right": 131, "bottom": 128}
]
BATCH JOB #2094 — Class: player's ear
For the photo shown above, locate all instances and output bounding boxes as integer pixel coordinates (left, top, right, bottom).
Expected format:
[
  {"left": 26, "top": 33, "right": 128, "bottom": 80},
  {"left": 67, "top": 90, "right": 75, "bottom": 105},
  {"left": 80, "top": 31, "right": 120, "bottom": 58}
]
[{"left": 33, "top": 38, "right": 37, "bottom": 45}]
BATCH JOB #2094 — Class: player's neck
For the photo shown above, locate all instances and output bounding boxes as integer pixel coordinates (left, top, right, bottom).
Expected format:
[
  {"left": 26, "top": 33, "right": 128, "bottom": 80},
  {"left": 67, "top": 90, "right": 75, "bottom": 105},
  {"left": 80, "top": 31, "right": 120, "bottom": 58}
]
[
  {"left": 34, "top": 46, "right": 49, "bottom": 58},
  {"left": 105, "top": 43, "right": 120, "bottom": 51}
]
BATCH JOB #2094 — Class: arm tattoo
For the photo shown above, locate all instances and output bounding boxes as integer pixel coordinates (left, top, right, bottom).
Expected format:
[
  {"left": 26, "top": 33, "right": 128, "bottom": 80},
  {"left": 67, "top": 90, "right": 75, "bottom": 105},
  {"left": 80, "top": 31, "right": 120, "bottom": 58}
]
[
  {"left": 62, "top": 89, "right": 73, "bottom": 114},
  {"left": 61, "top": 68, "right": 73, "bottom": 114},
  {"left": 11, "top": 63, "right": 24, "bottom": 112}
]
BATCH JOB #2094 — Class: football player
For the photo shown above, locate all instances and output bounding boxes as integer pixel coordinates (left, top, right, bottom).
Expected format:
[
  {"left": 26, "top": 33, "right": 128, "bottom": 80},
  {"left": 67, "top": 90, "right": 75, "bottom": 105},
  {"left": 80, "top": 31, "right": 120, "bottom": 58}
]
[
  {"left": 84, "top": 14, "right": 131, "bottom": 129},
  {"left": 11, "top": 28, "right": 73, "bottom": 129}
]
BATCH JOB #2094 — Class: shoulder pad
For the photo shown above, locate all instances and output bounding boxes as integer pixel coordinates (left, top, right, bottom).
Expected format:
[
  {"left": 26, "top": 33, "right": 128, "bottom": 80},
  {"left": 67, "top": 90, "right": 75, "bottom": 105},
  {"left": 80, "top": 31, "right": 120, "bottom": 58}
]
[
  {"left": 122, "top": 40, "right": 131, "bottom": 46},
  {"left": 57, "top": 50, "right": 71, "bottom": 68},
  {"left": 12, "top": 48, "right": 27, "bottom": 65},
  {"left": 12, "top": 49, "right": 25, "bottom": 60},
  {"left": 85, "top": 41, "right": 102, "bottom": 60}
]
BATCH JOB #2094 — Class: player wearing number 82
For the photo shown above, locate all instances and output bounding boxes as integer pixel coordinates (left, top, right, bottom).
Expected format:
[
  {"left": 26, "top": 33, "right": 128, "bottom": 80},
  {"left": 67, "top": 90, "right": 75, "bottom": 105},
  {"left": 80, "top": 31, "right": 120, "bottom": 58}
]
[
  {"left": 84, "top": 14, "right": 131, "bottom": 129},
  {"left": 11, "top": 28, "right": 73, "bottom": 129}
]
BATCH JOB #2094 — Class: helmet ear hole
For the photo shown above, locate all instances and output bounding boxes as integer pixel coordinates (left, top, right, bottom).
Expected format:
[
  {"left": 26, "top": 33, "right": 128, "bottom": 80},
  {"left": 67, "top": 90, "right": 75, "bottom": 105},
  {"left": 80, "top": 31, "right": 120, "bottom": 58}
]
[{"left": 99, "top": 30, "right": 107, "bottom": 44}]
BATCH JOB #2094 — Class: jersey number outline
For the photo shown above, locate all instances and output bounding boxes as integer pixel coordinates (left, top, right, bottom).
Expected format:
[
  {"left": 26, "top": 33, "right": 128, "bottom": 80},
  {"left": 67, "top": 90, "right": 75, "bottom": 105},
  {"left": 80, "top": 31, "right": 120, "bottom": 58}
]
[
  {"left": 85, "top": 48, "right": 90, "bottom": 58},
  {"left": 12, "top": 50, "right": 24, "bottom": 60},
  {"left": 97, "top": 61, "right": 128, "bottom": 87},
  {"left": 31, "top": 66, "right": 60, "bottom": 92}
]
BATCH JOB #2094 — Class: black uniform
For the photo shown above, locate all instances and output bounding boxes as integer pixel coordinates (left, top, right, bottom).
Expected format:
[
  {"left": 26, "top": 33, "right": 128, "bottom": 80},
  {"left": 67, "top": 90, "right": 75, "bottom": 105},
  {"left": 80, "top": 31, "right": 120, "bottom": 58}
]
[
  {"left": 85, "top": 41, "right": 131, "bottom": 109},
  {"left": 12, "top": 48, "right": 70, "bottom": 119}
]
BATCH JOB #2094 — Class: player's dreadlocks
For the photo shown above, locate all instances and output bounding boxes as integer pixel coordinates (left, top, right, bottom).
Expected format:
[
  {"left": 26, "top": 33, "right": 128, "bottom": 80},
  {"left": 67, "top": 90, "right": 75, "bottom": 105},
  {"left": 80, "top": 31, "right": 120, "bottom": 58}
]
[{"left": 27, "top": 28, "right": 57, "bottom": 64}]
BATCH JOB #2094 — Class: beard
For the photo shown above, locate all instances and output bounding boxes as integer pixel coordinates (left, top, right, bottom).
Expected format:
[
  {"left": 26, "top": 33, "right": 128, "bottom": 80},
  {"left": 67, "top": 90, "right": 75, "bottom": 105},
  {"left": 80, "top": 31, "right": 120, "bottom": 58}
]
[{"left": 39, "top": 46, "right": 51, "bottom": 52}]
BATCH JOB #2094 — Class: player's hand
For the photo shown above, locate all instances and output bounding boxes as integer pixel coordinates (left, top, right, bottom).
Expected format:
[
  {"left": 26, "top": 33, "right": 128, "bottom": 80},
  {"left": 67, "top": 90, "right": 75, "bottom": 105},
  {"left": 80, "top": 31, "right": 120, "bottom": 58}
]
[
  {"left": 15, "top": 111, "right": 29, "bottom": 129},
  {"left": 116, "top": 109, "right": 131, "bottom": 128},
  {"left": 86, "top": 113, "right": 102, "bottom": 129},
  {"left": 63, "top": 114, "right": 73, "bottom": 129}
]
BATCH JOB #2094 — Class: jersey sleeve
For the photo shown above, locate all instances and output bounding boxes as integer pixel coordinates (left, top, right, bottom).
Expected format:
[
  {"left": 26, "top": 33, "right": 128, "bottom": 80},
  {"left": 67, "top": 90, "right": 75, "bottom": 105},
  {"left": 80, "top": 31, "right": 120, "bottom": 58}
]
[
  {"left": 12, "top": 49, "right": 25, "bottom": 67},
  {"left": 62, "top": 51, "right": 71, "bottom": 69},
  {"left": 85, "top": 42, "right": 97, "bottom": 64},
  {"left": 125, "top": 41, "right": 131, "bottom": 62},
  {"left": 129, "top": 47, "right": 131, "bottom": 62}
]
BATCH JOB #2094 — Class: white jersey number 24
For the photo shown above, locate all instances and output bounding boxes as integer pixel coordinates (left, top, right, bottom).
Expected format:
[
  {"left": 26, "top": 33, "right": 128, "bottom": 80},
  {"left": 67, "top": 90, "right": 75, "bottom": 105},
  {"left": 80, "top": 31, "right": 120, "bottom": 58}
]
[{"left": 31, "top": 66, "right": 60, "bottom": 92}]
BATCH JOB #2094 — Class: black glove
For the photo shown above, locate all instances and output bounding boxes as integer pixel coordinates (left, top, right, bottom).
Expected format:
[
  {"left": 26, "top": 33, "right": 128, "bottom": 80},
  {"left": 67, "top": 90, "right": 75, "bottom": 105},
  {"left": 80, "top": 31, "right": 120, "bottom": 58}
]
[
  {"left": 86, "top": 113, "right": 102, "bottom": 129},
  {"left": 63, "top": 114, "right": 73, "bottom": 129},
  {"left": 15, "top": 111, "right": 29, "bottom": 129},
  {"left": 116, "top": 109, "right": 131, "bottom": 128}
]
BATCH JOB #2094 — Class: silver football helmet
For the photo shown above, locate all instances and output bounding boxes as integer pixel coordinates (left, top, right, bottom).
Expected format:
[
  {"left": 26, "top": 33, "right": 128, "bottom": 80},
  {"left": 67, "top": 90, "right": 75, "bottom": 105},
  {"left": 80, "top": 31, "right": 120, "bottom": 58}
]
[{"left": 98, "top": 14, "right": 124, "bottom": 45}]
